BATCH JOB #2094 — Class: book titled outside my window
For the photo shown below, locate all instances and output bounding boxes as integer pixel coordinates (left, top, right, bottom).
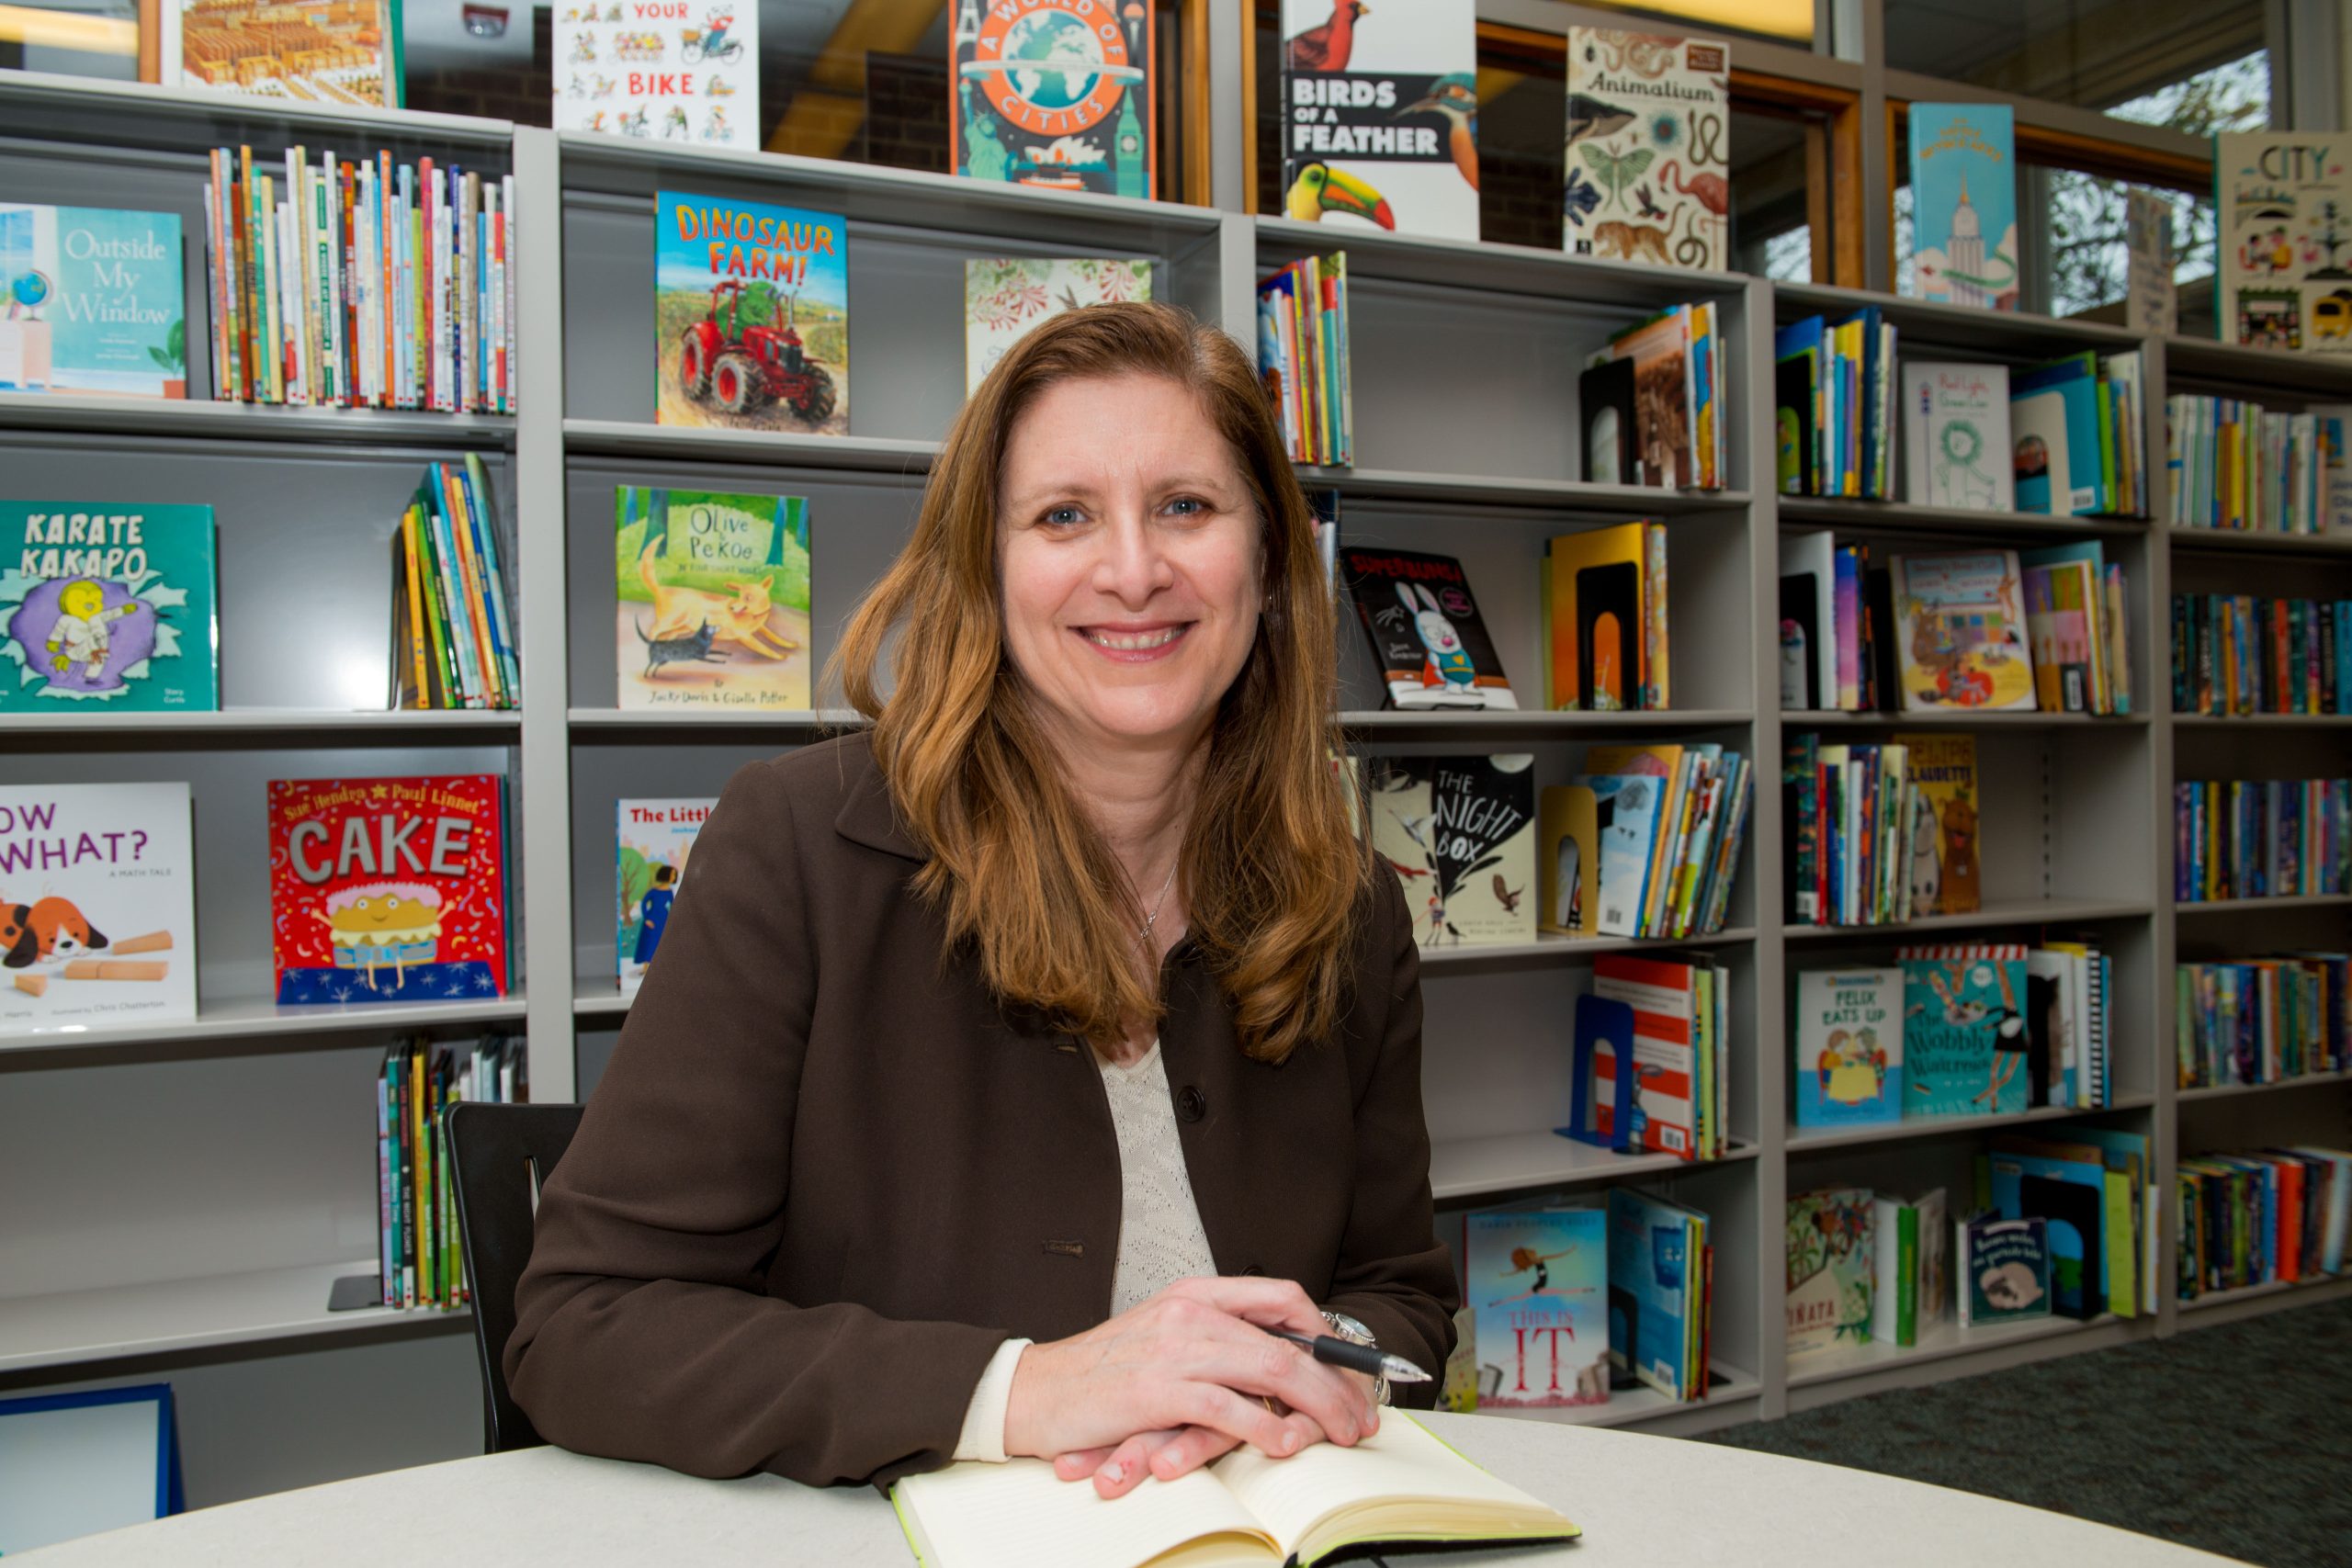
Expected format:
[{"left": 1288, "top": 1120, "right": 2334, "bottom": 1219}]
[
  {"left": 1905, "top": 104, "right": 2018, "bottom": 310},
  {"left": 1278, "top": 0, "right": 1477, "bottom": 243},
  {"left": 2214, "top": 130, "right": 2352, "bottom": 354},
  {"left": 1562, "top": 28, "right": 1730, "bottom": 271},
  {"left": 654, "top": 191, "right": 847, "bottom": 434},
  {"left": 0, "top": 205, "right": 187, "bottom": 399},
  {"left": 890, "top": 1412, "right": 1577, "bottom": 1568},
  {"left": 616, "top": 486, "right": 812, "bottom": 710}
]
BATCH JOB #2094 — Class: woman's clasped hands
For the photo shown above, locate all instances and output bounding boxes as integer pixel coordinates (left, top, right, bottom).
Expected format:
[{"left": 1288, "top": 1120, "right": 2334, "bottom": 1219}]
[{"left": 1002, "top": 1276, "right": 1381, "bottom": 1499}]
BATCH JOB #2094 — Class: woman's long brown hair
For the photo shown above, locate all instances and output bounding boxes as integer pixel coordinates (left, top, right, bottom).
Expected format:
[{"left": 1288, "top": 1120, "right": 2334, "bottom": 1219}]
[{"left": 831, "top": 300, "right": 1368, "bottom": 1063}]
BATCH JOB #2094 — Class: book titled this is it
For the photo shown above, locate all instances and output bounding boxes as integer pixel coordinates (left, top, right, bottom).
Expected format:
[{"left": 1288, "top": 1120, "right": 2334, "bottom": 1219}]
[
  {"left": 266, "top": 774, "right": 511, "bottom": 1006},
  {"left": 0, "top": 783, "right": 197, "bottom": 1035},
  {"left": 1, "top": 502, "right": 217, "bottom": 713},
  {"left": 654, "top": 191, "right": 846, "bottom": 434},
  {"left": 1465, "top": 1207, "right": 1610, "bottom": 1407}
]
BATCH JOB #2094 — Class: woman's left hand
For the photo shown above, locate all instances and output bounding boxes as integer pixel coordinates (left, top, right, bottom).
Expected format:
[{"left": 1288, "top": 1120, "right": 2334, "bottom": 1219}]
[{"left": 1050, "top": 1369, "right": 1380, "bottom": 1499}]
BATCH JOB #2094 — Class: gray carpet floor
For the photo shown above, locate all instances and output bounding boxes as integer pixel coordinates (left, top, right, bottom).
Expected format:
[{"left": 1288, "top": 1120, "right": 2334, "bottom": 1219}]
[{"left": 1701, "top": 1296, "right": 2352, "bottom": 1567}]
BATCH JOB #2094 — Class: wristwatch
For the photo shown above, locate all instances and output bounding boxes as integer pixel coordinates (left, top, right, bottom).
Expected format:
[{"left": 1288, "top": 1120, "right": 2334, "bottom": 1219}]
[{"left": 1320, "top": 1310, "right": 1389, "bottom": 1405}]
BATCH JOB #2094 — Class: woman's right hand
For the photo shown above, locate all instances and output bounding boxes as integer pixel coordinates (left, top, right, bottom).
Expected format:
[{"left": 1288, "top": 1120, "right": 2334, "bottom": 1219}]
[{"left": 1001, "top": 1276, "right": 1380, "bottom": 1496}]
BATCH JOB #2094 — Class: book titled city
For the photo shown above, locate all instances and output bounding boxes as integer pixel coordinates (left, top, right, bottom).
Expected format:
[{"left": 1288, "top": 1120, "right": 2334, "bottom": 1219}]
[{"left": 950, "top": 0, "right": 1154, "bottom": 197}]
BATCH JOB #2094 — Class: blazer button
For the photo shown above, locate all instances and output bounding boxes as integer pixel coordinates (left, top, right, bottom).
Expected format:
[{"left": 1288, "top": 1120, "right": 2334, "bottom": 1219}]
[
  {"left": 1240, "top": 1265, "right": 1264, "bottom": 1277},
  {"left": 1176, "top": 1085, "right": 1207, "bottom": 1122}
]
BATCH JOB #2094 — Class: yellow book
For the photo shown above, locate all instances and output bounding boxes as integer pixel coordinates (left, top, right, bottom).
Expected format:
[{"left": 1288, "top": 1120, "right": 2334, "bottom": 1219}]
[
  {"left": 1537, "top": 783, "right": 1601, "bottom": 935},
  {"left": 1544, "top": 523, "right": 1647, "bottom": 712},
  {"left": 891, "top": 1414, "right": 1577, "bottom": 1568}
]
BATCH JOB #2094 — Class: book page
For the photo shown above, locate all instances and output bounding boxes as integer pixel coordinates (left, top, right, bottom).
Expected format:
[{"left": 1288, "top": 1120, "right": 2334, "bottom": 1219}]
[
  {"left": 893, "top": 1456, "right": 1274, "bottom": 1568},
  {"left": 1211, "top": 1414, "right": 1572, "bottom": 1558}
]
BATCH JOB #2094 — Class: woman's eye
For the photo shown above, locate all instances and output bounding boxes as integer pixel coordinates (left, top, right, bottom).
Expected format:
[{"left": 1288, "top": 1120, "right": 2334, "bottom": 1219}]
[
  {"left": 1042, "top": 505, "right": 1084, "bottom": 527},
  {"left": 1165, "top": 496, "right": 1207, "bottom": 517}
]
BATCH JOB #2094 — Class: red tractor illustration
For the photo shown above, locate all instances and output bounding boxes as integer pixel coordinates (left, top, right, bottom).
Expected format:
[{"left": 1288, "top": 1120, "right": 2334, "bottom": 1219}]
[{"left": 677, "top": 280, "right": 836, "bottom": 423}]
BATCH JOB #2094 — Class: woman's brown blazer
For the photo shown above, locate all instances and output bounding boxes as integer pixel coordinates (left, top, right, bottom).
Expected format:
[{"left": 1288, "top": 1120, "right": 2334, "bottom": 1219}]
[{"left": 504, "top": 733, "right": 1459, "bottom": 1488}]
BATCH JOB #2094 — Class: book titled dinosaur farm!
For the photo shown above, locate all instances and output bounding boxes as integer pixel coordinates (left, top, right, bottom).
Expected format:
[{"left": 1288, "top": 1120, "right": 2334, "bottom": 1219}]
[
  {"left": 616, "top": 486, "right": 811, "bottom": 710},
  {"left": 267, "top": 775, "right": 511, "bottom": 1005},
  {"left": 654, "top": 191, "right": 847, "bottom": 434}
]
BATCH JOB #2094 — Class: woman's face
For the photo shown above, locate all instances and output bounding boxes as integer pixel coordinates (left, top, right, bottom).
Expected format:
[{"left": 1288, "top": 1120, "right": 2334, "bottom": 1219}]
[{"left": 997, "top": 372, "right": 1262, "bottom": 754}]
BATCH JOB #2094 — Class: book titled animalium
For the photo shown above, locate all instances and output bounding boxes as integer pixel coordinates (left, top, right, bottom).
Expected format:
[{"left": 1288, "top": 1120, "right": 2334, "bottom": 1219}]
[
  {"left": 616, "top": 486, "right": 812, "bottom": 710},
  {"left": 1279, "top": 0, "right": 1478, "bottom": 243},
  {"left": 0, "top": 783, "right": 197, "bottom": 1034},
  {"left": 1563, "top": 29, "right": 1729, "bottom": 271},
  {"left": 655, "top": 192, "right": 846, "bottom": 434}
]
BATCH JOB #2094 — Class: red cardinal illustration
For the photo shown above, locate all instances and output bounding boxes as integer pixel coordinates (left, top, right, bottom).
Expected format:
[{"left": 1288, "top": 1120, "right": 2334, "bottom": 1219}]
[{"left": 1288, "top": 0, "right": 1367, "bottom": 73}]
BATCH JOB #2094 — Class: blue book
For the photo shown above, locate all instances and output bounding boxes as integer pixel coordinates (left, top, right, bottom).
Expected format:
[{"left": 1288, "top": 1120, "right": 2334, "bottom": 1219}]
[
  {"left": 1906, "top": 104, "right": 2018, "bottom": 310},
  {"left": 0, "top": 502, "right": 217, "bottom": 713},
  {"left": 1572, "top": 773, "right": 1667, "bottom": 938},
  {"left": 2011, "top": 356, "right": 2109, "bottom": 515},
  {"left": 1984, "top": 1149, "right": 2111, "bottom": 1308},
  {"left": 1606, "top": 1188, "right": 1704, "bottom": 1401},
  {"left": 0, "top": 204, "right": 187, "bottom": 398},
  {"left": 1793, "top": 967, "right": 1904, "bottom": 1129},
  {"left": 1899, "top": 948, "right": 2030, "bottom": 1117},
  {"left": 1465, "top": 1208, "right": 1610, "bottom": 1408}
]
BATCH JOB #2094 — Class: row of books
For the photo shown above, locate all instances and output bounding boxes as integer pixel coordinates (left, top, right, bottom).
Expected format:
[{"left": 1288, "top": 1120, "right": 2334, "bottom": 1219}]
[
  {"left": 1539, "top": 748, "right": 1753, "bottom": 942},
  {"left": 1780, "top": 542, "right": 2131, "bottom": 716},
  {"left": 2175, "top": 956, "right": 2350, "bottom": 1090},
  {"left": 2178, "top": 1146, "right": 2352, "bottom": 1300},
  {"left": 0, "top": 778, "right": 513, "bottom": 1037},
  {"left": 1566, "top": 952, "right": 1733, "bottom": 1164},
  {"left": 203, "top": 146, "right": 516, "bottom": 413},
  {"left": 1794, "top": 941, "right": 2118, "bottom": 1133},
  {"left": 1579, "top": 304, "right": 1730, "bottom": 492},
  {"left": 1257, "top": 253, "right": 1352, "bottom": 468},
  {"left": 1445, "top": 1189, "right": 1713, "bottom": 1413},
  {"left": 375, "top": 1033, "right": 527, "bottom": 1311},
  {"left": 1781, "top": 731, "right": 1979, "bottom": 928},
  {"left": 2170, "top": 594, "right": 2352, "bottom": 716},
  {"left": 2163, "top": 396, "right": 2352, "bottom": 535},
  {"left": 2173, "top": 777, "right": 2350, "bottom": 903},
  {"left": 390, "top": 458, "right": 521, "bottom": 710},
  {"left": 1774, "top": 310, "right": 1895, "bottom": 500},
  {"left": 1893, "top": 355, "right": 2147, "bottom": 518}
]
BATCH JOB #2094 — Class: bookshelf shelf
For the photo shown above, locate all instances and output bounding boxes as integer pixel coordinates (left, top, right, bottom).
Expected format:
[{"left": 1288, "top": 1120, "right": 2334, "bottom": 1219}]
[
  {"left": 1792, "top": 709, "right": 2148, "bottom": 728},
  {"left": 1783, "top": 897, "right": 2154, "bottom": 942},
  {"left": 2175, "top": 1274, "right": 2352, "bottom": 1325},
  {"left": 1786, "top": 1096, "right": 2156, "bottom": 1156},
  {"left": 1297, "top": 466, "right": 1748, "bottom": 514},
  {"left": 1774, "top": 282, "right": 2141, "bottom": 355},
  {"left": 568, "top": 706, "right": 865, "bottom": 732},
  {"left": 0, "top": 68, "right": 517, "bottom": 156},
  {"left": 0, "top": 991, "right": 527, "bottom": 1057},
  {"left": 1776, "top": 497, "right": 2148, "bottom": 540},
  {"left": 1416, "top": 929, "right": 1757, "bottom": 971},
  {"left": 1479, "top": 1363, "right": 1762, "bottom": 1432},
  {"left": 0, "top": 393, "right": 518, "bottom": 450},
  {"left": 1339, "top": 708, "right": 1751, "bottom": 739},
  {"left": 1785, "top": 1311, "right": 2126, "bottom": 1392},
  {"left": 1428, "top": 1133, "right": 1757, "bottom": 1203},
  {"left": 561, "top": 419, "right": 937, "bottom": 474},
  {"left": 2160, "top": 337, "right": 2352, "bottom": 397},
  {"left": 0, "top": 708, "right": 522, "bottom": 740},
  {"left": 1257, "top": 215, "right": 1746, "bottom": 310},
  {"left": 2170, "top": 713, "right": 2352, "bottom": 728},
  {"left": 0, "top": 1259, "right": 465, "bottom": 1376},
  {"left": 2165, "top": 527, "right": 2352, "bottom": 558},
  {"left": 2174, "top": 1071, "right": 2352, "bottom": 1103},
  {"left": 2173, "top": 893, "right": 2352, "bottom": 914}
]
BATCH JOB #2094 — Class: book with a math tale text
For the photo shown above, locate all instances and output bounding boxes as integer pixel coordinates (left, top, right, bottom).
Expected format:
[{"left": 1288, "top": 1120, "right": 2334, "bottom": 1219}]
[{"left": 889, "top": 1411, "right": 1578, "bottom": 1567}]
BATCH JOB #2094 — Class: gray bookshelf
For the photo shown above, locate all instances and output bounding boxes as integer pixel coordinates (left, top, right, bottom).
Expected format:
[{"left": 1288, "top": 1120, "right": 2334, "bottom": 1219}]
[{"left": 2, "top": 61, "right": 2349, "bottom": 1510}]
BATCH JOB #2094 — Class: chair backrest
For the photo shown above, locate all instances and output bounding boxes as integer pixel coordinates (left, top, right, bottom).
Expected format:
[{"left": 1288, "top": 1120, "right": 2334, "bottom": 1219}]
[{"left": 445, "top": 1100, "right": 585, "bottom": 1454}]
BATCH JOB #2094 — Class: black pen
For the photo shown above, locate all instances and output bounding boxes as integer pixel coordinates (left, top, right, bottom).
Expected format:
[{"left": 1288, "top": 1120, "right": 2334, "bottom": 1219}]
[{"left": 1263, "top": 1326, "right": 1431, "bottom": 1383}]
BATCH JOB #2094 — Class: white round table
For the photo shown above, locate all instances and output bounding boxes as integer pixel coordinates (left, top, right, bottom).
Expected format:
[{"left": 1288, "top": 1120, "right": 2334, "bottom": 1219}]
[{"left": 13, "top": 1410, "right": 2240, "bottom": 1566}]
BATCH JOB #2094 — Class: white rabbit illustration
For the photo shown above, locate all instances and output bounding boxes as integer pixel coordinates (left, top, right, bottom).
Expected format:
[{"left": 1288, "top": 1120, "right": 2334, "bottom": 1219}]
[{"left": 1396, "top": 581, "right": 1477, "bottom": 694}]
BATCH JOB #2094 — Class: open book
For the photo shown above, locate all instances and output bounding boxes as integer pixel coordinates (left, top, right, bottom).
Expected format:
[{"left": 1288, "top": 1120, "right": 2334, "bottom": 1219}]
[{"left": 890, "top": 1412, "right": 1578, "bottom": 1568}]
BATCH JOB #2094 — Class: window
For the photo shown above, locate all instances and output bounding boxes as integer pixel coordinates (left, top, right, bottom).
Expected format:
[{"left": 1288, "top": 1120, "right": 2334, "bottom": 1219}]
[
  {"left": 0, "top": 0, "right": 144, "bottom": 82},
  {"left": 1882, "top": 0, "right": 2267, "bottom": 129}
]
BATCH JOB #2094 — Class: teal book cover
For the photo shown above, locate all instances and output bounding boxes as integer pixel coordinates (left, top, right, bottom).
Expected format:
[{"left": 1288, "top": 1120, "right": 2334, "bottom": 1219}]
[
  {"left": 1901, "top": 948, "right": 2030, "bottom": 1117},
  {"left": 2010, "top": 356, "right": 2108, "bottom": 515},
  {"left": 654, "top": 193, "right": 847, "bottom": 435},
  {"left": 1792, "top": 966, "right": 1904, "bottom": 1129},
  {"left": 1465, "top": 1208, "right": 1609, "bottom": 1407},
  {"left": 1962, "top": 1213, "right": 2052, "bottom": 1325},
  {"left": 0, "top": 205, "right": 187, "bottom": 398},
  {"left": 0, "top": 502, "right": 216, "bottom": 711},
  {"left": 1906, "top": 104, "right": 2018, "bottom": 311},
  {"left": 1606, "top": 1187, "right": 1702, "bottom": 1401}
]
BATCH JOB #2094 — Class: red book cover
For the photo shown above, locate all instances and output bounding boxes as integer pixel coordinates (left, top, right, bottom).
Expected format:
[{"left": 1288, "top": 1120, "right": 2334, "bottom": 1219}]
[{"left": 267, "top": 774, "right": 509, "bottom": 1004}]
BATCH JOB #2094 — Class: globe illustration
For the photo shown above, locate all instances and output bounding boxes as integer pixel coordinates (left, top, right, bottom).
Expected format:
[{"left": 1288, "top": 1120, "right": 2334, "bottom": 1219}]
[
  {"left": 9, "top": 269, "right": 50, "bottom": 310},
  {"left": 1001, "top": 9, "right": 1105, "bottom": 109}
]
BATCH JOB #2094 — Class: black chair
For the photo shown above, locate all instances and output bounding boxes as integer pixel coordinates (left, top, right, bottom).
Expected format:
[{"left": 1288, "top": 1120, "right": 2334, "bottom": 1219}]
[{"left": 445, "top": 1100, "right": 584, "bottom": 1454}]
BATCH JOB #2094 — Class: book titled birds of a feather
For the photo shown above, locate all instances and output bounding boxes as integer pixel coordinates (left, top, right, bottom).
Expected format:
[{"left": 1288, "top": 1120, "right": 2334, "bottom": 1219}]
[
  {"left": 1562, "top": 28, "right": 1730, "bottom": 271},
  {"left": 1279, "top": 0, "right": 1477, "bottom": 243},
  {"left": 1465, "top": 1208, "right": 1610, "bottom": 1408},
  {"left": 1365, "top": 754, "right": 1535, "bottom": 948}
]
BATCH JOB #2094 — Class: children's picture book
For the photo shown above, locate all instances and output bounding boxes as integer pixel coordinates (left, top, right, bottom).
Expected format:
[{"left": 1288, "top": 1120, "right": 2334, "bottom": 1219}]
[
  {"left": 0, "top": 784, "right": 196, "bottom": 1034},
  {"left": 1792, "top": 966, "right": 1903, "bottom": 1130},
  {"left": 1340, "top": 548, "right": 1516, "bottom": 710},
  {"left": 616, "top": 486, "right": 812, "bottom": 711},
  {"left": 1535, "top": 783, "right": 1600, "bottom": 936},
  {"left": 160, "top": 0, "right": 401, "bottom": 105},
  {"left": 965, "top": 257, "right": 1151, "bottom": 393},
  {"left": 2010, "top": 355, "right": 2106, "bottom": 516},
  {"left": 616, "top": 797, "right": 715, "bottom": 995},
  {"left": 1890, "top": 548, "right": 2035, "bottom": 711},
  {"left": 950, "top": 0, "right": 1154, "bottom": 198},
  {"left": 1279, "top": 0, "right": 1476, "bottom": 242},
  {"left": 1466, "top": 1208, "right": 1610, "bottom": 1407},
  {"left": 1957, "top": 1212, "right": 2051, "bottom": 1326},
  {"left": 1366, "top": 754, "right": 1535, "bottom": 947},
  {"left": 0, "top": 206, "right": 186, "bottom": 400},
  {"left": 1902, "top": 362, "right": 2014, "bottom": 511},
  {"left": 654, "top": 191, "right": 846, "bottom": 434},
  {"left": 266, "top": 774, "right": 510, "bottom": 1005},
  {"left": 1562, "top": 28, "right": 1730, "bottom": 271},
  {"left": 1, "top": 502, "right": 216, "bottom": 713},
  {"left": 1545, "top": 522, "right": 1662, "bottom": 713},
  {"left": 1574, "top": 770, "right": 1668, "bottom": 939},
  {"left": 1786, "top": 1188, "right": 1872, "bottom": 1356},
  {"left": 1892, "top": 731, "right": 1978, "bottom": 915},
  {"left": 554, "top": 0, "right": 756, "bottom": 147},
  {"left": 1606, "top": 1186, "right": 1706, "bottom": 1401},
  {"left": 1905, "top": 103, "right": 2018, "bottom": 310},
  {"left": 2213, "top": 131, "right": 2352, "bottom": 355},
  {"left": 1899, "top": 945, "right": 2029, "bottom": 1118}
]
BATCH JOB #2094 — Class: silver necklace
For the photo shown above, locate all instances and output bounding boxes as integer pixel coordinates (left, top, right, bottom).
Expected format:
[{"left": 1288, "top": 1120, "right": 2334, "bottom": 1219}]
[{"left": 1137, "top": 853, "right": 1180, "bottom": 942}]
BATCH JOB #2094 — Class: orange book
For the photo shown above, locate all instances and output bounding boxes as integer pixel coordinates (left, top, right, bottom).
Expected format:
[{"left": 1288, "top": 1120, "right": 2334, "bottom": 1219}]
[
  {"left": 1545, "top": 523, "right": 1648, "bottom": 712},
  {"left": 397, "top": 505, "right": 433, "bottom": 706}
]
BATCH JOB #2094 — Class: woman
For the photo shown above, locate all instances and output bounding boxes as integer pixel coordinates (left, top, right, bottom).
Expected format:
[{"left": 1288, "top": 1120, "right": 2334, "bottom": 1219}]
[{"left": 504, "top": 300, "right": 1457, "bottom": 1496}]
